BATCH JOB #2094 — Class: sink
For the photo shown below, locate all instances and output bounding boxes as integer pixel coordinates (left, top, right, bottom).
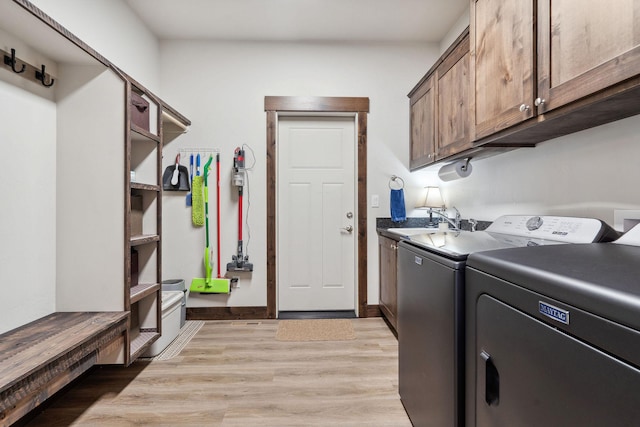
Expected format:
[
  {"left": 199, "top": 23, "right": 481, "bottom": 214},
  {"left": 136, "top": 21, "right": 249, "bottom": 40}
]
[{"left": 386, "top": 227, "right": 439, "bottom": 237}]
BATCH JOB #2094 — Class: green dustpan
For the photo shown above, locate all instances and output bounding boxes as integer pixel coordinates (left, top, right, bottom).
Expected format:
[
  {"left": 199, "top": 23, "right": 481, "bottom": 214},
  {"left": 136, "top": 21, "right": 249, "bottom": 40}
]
[{"left": 190, "top": 155, "right": 230, "bottom": 294}]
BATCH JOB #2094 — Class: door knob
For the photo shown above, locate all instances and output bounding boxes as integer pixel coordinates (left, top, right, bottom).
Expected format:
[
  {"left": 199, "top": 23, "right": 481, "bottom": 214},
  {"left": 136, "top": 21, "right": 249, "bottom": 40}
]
[{"left": 341, "top": 225, "right": 353, "bottom": 233}]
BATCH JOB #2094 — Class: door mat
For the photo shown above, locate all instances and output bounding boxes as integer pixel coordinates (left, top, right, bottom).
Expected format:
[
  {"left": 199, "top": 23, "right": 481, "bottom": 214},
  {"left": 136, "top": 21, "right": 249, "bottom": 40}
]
[
  {"left": 138, "top": 320, "right": 204, "bottom": 362},
  {"left": 275, "top": 319, "right": 356, "bottom": 342}
]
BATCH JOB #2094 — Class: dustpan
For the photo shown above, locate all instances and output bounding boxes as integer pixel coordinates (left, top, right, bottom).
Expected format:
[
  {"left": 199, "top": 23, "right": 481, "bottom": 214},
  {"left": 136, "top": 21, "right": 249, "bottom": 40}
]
[
  {"left": 162, "top": 165, "right": 190, "bottom": 191},
  {"left": 190, "top": 154, "right": 230, "bottom": 294}
]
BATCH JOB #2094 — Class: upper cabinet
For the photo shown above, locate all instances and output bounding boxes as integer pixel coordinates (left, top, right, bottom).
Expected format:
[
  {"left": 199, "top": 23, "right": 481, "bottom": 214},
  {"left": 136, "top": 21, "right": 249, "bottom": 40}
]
[
  {"left": 536, "top": 1, "right": 640, "bottom": 114},
  {"left": 409, "top": 30, "right": 471, "bottom": 171},
  {"left": 470, "top": 1, "right": 535, "bottom": 140},
  {"left": 409, "top": 73, "right": 437, "bottom": 169},
  {"left": 470, "top": 0, "right": 640, "bottom": 146}
]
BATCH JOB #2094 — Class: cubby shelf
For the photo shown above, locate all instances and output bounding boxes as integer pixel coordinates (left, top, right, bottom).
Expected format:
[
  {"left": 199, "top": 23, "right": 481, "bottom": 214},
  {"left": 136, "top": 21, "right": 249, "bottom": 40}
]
[
  {"left": 130, "top": 282, "right": 160, "bottom": 304},
  {"left": 131, "top": 124, "right": 160, "bottom": 143},
  {"left": 130, "top": 234, "right": 160, "bottom": 247},
  {"left": 129, "top": 331, "right": 160, "bottom": 360},
  {"left": 131, "top": 182, "right": 160, "bottom": 192}
]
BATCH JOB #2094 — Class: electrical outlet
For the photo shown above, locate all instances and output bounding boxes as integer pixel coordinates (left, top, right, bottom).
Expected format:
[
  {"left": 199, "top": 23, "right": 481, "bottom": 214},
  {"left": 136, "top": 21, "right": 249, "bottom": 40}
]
[
  {"left": 614, "top": 209, "right": 640, "bottom": 232},
  {"left": 371, "top": 194, "right": 379, "bottom": 208}
]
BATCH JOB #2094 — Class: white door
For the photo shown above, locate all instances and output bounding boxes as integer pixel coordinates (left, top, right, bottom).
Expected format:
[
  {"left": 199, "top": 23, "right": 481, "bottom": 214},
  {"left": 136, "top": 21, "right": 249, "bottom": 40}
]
[{"left": 277, "top": 116, "right": 356, "bottom": 311}]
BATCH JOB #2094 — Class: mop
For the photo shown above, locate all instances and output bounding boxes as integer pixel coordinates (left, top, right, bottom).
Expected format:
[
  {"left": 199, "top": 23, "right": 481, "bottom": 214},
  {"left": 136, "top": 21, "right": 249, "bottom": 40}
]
[{"left": 190, "top": 154, "right": 230, "bottom": 293}]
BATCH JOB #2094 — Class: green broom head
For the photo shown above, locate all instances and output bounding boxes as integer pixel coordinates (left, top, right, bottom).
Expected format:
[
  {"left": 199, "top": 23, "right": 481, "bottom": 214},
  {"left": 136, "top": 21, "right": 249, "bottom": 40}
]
[
  {"left": 190, "top": 277, "right": 230, "bottom": 293},
  {"left": 191, "top": 176, "right": 204, "bottom": 226}
]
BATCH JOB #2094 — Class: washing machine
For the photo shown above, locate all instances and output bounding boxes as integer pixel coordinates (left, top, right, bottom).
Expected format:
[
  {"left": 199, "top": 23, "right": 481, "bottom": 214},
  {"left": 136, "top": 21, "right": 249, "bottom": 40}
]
[
  {"left": 465, "top": 224, "right": 640, "bottom": 426},
  {"left": 397, "top": 215, "right": 618, "bottom": 427}
]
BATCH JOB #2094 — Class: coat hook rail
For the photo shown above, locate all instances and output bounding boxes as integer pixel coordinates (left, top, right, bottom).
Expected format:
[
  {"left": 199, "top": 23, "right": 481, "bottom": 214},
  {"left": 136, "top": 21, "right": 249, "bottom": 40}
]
[{"left": 1, "top": 47, "right": 55, "bottom": 88}]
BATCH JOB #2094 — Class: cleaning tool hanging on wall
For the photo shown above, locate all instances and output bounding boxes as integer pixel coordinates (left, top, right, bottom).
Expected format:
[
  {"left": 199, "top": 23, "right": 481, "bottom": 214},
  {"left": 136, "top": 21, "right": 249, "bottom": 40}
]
[
  {"left": 190, "top": 155, "right": 230, "bottom": 293},
  {"left": 227, "top": 147, "right": 253, "bottom": 272},
  {"left": 214, "top": 153, "right": 230, "bottom": 289},
  {"left": 191, "top": 154, "right": 204, "bottom": 226},
  {"left": 186, "top": 153, "right": 194, "bottom": 206}
]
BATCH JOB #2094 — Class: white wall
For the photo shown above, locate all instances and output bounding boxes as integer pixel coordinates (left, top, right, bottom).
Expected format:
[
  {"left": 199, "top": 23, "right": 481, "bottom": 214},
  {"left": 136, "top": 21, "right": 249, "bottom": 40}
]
[
  {"left": 428, "top": 114, "right": 640, "bottom": 226},
  {"left": 159, "top": 40, "right": 440, "bottom": 308},
  {"left": 0, "top": 80, "right": 56, "bottom": 334},
  {"left": 29, "top": 0, "right": 160, "bottom": 93}
]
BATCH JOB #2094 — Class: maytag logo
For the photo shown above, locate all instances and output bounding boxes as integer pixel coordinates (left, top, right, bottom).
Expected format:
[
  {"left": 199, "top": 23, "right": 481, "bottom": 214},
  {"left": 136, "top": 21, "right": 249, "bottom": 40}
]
[{"left": 539, "top": 301, "right": 570, "bottom": 325}]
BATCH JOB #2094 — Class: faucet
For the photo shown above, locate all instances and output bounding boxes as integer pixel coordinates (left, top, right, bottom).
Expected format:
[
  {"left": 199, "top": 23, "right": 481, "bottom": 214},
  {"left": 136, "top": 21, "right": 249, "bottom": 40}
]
[
  {"left": 469, "top": 218, "right": 478, "bottom": 232},
  {"left": 430, "top": 207, "right": 461, "bottom": 231}
]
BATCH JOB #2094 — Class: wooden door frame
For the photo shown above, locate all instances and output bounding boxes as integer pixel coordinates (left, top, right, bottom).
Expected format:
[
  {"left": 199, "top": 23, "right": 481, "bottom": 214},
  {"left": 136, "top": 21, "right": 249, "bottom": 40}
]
[{"left": 265, "top": 96, "right": 369, "bottom": 319}]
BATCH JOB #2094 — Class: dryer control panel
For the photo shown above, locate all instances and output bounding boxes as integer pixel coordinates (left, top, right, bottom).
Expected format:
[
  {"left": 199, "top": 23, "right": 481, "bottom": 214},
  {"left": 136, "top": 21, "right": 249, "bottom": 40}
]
[{"left": 486, "top": 215, "right": 612, "bottom": 244}]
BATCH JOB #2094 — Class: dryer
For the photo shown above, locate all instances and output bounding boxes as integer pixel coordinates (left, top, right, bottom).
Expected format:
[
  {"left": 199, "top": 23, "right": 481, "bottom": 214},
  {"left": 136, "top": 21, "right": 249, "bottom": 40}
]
[{"left": 465, "top": 225, "right": 640, "bottom": 426}]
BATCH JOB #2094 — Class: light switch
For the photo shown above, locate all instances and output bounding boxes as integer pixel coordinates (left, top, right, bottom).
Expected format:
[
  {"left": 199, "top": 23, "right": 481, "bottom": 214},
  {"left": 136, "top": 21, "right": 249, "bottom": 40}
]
[{"left": 371, "top": 194, "right": 379, "bottom": 208}]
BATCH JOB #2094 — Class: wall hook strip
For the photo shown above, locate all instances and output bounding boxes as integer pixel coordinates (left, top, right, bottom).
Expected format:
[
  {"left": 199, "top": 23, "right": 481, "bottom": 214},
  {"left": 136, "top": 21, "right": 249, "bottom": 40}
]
[
  {"left": 3, "top": 48, "right": 25, "bottom": 74},
  {"left": 0, "top": 48, "right": 55, "bottom": 88}
]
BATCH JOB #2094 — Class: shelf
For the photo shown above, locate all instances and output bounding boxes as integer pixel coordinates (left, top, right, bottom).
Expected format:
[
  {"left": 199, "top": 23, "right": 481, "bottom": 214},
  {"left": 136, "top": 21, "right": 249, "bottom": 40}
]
[
  {"left": 162, "top": 110, "right": 189, "bottom": 144},
  {"left": 130, "top": 234, "right": 160, "bottom": 247},
  {"left": 129, "top": 331, "right": 160, "bottom": 362},
  {"left": 131, "top": 182, "right": 160, "bottom": 192},
  {"left": 130, "top": 282, "right": 160, "bottom": 304},
  {"left": 131, "top": 124, "right": 160, "bottom": 143}
]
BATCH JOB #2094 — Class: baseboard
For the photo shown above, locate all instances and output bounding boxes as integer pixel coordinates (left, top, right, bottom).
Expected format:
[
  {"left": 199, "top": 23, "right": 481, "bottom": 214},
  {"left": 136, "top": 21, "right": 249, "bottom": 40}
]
[
  {"left": 366, "top": 305, "right": 382, "bottom": 318},
  {"left": 186, "top": 306, "right": 268, "bottom": 320}
]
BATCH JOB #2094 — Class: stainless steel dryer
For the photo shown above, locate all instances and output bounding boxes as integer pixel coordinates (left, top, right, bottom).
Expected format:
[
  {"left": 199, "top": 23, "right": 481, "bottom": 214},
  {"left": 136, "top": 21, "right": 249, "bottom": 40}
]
[
  {"left": 397, "top": 215, "right": 618, "bottom": 427},
  {"left": 465, "top": 225, "right": 640, "bottom": 426}
]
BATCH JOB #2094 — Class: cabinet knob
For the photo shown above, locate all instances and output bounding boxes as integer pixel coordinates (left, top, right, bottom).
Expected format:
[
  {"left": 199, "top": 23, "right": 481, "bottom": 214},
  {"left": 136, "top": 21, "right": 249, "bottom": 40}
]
[
  {"left": 534, "top": 98, "right": 546, "bottom": 107},
  {"left": 519, "top": 104, "right": 531, "bottom": 112},
  {"left": 428, "top": 153, "right": 432, "bottom": 159}
]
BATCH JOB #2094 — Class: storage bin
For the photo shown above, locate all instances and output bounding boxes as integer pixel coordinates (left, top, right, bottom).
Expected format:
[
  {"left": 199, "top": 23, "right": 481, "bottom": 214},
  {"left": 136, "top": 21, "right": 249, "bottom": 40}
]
[
  {"left": 131, "top": 91, "right": 149, "bottom": 131},
  {"left": 143, "top": 291, "right": 183, "bottom": 357},
  {"left": 162, "top": 279, "right": 187, "bottom": 328}
]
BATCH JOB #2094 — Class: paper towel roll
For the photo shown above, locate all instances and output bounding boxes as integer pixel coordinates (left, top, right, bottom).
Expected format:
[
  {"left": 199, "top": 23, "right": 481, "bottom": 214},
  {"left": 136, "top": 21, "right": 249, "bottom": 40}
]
[{"left": 438, "top": 159, "right": 472, "bottom": 181}]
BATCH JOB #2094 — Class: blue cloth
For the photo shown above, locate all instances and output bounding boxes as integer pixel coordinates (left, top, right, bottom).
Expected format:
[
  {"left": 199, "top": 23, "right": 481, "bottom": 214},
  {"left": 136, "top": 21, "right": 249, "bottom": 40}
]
[{"left": 390, "top": 189, "right": 406, "bottom": 222}]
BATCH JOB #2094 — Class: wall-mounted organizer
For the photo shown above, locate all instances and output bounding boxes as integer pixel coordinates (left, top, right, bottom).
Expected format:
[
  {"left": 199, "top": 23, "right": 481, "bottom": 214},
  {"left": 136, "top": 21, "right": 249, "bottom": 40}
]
[{"left": 0, "top": 0, "right": 191, "bottom": 368}]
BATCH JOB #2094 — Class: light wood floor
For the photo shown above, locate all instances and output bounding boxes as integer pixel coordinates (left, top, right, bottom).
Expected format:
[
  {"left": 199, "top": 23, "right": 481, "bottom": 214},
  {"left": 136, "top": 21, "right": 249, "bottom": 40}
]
[{"left": 24, "top": 318, "right": 411, "bottom": 426}]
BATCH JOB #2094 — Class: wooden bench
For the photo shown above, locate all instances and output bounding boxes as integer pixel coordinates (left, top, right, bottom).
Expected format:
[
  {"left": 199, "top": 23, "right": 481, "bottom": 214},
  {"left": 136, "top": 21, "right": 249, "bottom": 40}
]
[{"left": 0, "top": 312, "right": 128, "bottom": 426}]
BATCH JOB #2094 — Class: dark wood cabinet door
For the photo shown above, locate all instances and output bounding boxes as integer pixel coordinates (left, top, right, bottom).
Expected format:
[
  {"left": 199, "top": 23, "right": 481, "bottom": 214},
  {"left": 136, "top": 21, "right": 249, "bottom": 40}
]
[
  {"left": 437, "top": 33, "right": 472, "bottom": 159},
  {"left": 471, "top": 0, "right": 535, "bottom": 140},
  {"left": 409, "top": 75, "right": 436, "bottom": 170},
  {"left": 379, "top": 236, "right": 398, "bottom": 332},
  {"left": 537, "top": 0, "right": 640, "bottom": 114}
]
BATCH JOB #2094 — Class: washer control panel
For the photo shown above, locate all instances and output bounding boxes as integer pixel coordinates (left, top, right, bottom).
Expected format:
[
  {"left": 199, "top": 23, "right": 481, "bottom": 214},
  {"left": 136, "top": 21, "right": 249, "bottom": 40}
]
[{"left": 486, "top": 215, "right": 606, "bottom": 243}]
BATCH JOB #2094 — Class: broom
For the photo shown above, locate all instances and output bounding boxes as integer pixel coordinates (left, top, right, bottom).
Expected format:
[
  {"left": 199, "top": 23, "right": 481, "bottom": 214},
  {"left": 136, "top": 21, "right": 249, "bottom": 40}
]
[{"left": 190, "top": 154, "right": 230, "bottom": 294}]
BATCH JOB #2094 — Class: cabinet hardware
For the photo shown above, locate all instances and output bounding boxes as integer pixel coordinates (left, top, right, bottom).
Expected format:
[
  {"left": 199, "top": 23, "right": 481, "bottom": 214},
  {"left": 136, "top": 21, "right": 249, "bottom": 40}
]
[
  {"left": 519, "top": 104, "right": 531, "bottom": 112},
  {"left": 534, "top": 97, "right": 545, "bottom": 107}
]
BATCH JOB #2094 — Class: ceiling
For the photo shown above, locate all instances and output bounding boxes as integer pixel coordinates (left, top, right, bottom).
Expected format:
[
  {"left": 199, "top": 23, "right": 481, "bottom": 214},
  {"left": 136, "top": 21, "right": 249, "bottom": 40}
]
[{"left": 124, "top": 0, "right": 468, "bottom": 43}]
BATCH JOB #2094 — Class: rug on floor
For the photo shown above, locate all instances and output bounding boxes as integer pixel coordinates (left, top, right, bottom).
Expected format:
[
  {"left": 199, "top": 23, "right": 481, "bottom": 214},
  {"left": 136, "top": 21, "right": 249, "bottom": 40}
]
[
  {"left": 275, "top": 318, "right": 356, "bottom": 341},
  {"left": 139, "top": 320, "right": 204, "bottom": 361}
]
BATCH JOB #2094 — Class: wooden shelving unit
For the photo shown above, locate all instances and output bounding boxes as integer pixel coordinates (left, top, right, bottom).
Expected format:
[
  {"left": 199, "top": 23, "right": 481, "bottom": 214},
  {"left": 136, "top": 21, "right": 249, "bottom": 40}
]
[{"left": 1, "top": 0, "right": 191, "bottom": 367}]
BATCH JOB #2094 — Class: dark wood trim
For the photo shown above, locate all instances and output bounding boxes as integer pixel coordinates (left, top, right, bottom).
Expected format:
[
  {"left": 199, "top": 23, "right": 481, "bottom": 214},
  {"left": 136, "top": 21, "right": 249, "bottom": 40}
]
[
  {"left": 265, "top": 96, "right": 370, "bottom": 113},
  {"left": 266, "top": 111, "right": 277, "bottom": 319},
  {"left": 265, "top": 96, "right": 369, "bottom": 318},
  {"left": 357, "top": 112, "right": 368, "bottom": 317},
  {"left": 187, "top": 306, "right": 269, "bottom": 320},
  {"left": 366, "top": 305, "right": 382, "bottom": 318}
]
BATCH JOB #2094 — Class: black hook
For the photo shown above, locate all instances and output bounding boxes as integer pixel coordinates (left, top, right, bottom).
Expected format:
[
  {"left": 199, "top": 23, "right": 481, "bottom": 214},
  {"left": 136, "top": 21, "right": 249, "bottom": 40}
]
[
  {"left": 35, "top": 64, "right": 54, "bottom": 87},
  {"left": 3, "top": 48, "right": 25, "bottom": 74}
]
